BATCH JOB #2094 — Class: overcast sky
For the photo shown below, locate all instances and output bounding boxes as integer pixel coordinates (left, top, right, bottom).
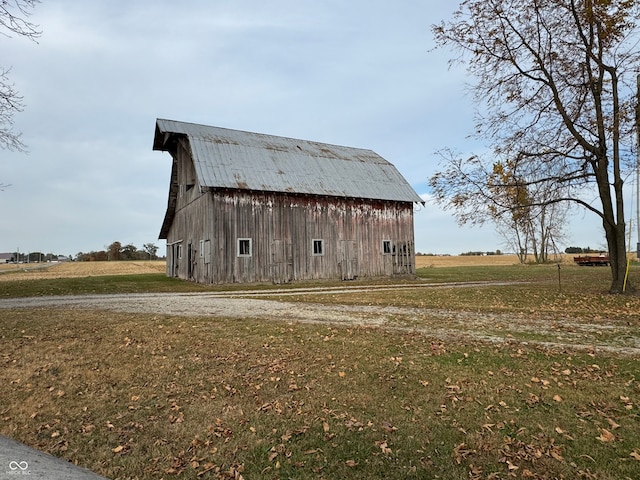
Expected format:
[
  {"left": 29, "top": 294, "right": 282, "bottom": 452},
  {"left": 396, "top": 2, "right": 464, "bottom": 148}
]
[{"left": 1, "top": 1, "right": 611, "bottom": 257}]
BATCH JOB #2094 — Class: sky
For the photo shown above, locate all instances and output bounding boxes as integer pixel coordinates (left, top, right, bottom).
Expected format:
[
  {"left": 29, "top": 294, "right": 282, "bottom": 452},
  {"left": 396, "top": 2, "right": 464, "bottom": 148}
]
[{"left": 0, "top": 0, "right": 615, "bottom": 257}]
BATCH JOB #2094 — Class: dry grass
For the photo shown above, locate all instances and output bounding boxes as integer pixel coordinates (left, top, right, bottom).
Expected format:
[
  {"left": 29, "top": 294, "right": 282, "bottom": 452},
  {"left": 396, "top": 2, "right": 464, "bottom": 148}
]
[
  {"left": 415, "top": 253, "right": 640, "bottom": 268},
  {"left": 416, "top": 254, "right": 572, "bottom": 268},
  {"left": 0, "top": 256, "right": 559, "bottom": 281},
  {"left": 0, "top": 261, "right": 166, "bottom": 282}
]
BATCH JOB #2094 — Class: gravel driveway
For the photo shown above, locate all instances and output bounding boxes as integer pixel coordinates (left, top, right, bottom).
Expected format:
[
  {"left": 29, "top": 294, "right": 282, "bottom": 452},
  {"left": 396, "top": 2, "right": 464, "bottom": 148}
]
[{"left": 1, "top": 285, "right": 639, "bottom": 356}]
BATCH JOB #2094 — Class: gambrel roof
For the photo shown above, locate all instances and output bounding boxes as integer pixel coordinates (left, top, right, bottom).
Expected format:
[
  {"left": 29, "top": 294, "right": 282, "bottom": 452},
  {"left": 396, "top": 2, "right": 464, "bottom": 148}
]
[{"left": 153, "top": 118, "right": 423, "bottom": 204}]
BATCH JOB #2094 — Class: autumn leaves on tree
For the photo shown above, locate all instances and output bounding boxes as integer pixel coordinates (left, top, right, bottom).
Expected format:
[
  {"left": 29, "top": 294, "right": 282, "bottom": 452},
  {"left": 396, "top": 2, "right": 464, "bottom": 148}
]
[{"left": 430, "top": 0, "right": 640, "bottom": 293}]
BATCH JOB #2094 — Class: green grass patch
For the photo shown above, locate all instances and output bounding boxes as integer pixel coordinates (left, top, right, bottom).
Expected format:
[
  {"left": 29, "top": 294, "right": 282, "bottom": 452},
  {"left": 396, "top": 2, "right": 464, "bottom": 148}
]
[
  {"left": 0, "top": 272, "right": 390, "bottom": 298},
  {"left": 0, "top": 273, "right": 198, "bottom": 297},
  {"left": 1, "top": 310, "right": 639, "bottom": 479}
]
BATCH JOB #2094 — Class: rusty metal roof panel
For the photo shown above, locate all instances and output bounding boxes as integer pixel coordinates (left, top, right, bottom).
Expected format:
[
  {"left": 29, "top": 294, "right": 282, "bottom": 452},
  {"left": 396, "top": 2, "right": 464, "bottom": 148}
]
[{"left": 154, "top": 119, "right": 423, "bottom": 203}]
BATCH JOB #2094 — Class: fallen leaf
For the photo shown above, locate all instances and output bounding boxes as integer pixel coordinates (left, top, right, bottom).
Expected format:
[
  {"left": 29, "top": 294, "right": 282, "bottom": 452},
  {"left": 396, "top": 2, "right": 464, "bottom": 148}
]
[
  {"left": 469, "top": 464, "right": 482, "bottom": 476},
  {"left": 596, "top": 428, "right": 615, "bottom": 442},
  {"left": 550, "top": 450, "right": 564, "bottom": 462},
  {"left": 453, "top": 443, "right": 475, "bottom": 464},
  {"left": 345, "top": 460, "right": 358, "bottom": 467},
  {"left": 553, "top": 395, "right": 563, "bottom": 402},
  {"left": 382, "top": 421, "right": 397, "bottom": 433},
  {"left": 112, "top": 445, "right": 125, "bottom": 453},
  {"left": 376, "top": 440, "right": 392, "bottom": 455},
  {"left": 197, "top": 463, "right": 217, "bottom": 477},
  {"left": 630, "top": 450, "right": 640, "bottom": 461}
]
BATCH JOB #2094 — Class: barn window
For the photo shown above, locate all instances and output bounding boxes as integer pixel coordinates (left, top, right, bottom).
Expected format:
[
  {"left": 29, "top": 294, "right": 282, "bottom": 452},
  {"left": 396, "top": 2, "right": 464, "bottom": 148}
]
[
  {"left": 382, "top": 240, "right": 392, "bottom": 255},
  {"left": 238, "top": 238, "right": 252, "bottom": 257},
  {"left": 312, "top": 239, "right": 324, "bottom": 256}
]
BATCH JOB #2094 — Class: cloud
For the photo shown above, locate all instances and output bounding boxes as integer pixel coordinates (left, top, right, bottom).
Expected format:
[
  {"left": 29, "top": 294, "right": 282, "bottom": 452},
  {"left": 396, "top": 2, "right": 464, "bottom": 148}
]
[{"left": 0, "top": 1, "right": 612, "bottom": 256}]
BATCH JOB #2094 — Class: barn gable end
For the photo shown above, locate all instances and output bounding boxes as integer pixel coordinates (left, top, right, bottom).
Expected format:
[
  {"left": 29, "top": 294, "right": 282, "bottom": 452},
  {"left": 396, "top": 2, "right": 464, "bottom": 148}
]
[{"left": 153, "top": 118, "right": 423, "bottom": 284}]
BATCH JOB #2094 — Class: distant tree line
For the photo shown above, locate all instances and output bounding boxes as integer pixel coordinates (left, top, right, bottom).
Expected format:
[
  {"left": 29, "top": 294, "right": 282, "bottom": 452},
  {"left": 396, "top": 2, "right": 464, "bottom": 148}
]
[
  {"left": 5, "top": 242, "right": 162, "bottom": 263},
  {"left": 460, "top": 251, "right": 503, "bottom": 257},
  {"left": 416, "top": 250, "right": 503, "bottom": 257},
  {"left": 76, "top": 242, "right": 161, "bottom": 262},
  {"left": 7, "top": 252, "right": 71, "bottom": 263},
  {"left": 564, "top": 247, "right": 604, "bottom": 254}
]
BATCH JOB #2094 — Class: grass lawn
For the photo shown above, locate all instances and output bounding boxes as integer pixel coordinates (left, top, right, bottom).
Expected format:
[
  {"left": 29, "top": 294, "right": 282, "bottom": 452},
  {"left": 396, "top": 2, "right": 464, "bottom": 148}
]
[{"left": 1, "top": 262, "right": 639, "bottom": 479}]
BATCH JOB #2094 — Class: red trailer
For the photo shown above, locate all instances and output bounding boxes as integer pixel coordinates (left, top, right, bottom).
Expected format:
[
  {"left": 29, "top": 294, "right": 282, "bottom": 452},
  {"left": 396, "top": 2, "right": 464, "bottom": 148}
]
[{"left": 573, "top": 255, "right": 610, "bottom": 266}]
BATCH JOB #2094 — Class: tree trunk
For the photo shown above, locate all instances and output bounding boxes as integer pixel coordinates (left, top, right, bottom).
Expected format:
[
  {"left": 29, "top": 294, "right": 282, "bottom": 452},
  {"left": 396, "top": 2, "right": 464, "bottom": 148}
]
[
  {"left": 592, "top": 154, "right": 630, "bottom": 293},
  {"left": 604, "top": 219, "right": 629, "bottom": 294}
]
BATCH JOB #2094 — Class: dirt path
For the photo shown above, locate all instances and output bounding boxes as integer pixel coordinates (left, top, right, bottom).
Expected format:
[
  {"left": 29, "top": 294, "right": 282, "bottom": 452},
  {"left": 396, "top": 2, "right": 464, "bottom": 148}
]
[{"left": 2, "top": 285, "right": 639, "bottom": 356}]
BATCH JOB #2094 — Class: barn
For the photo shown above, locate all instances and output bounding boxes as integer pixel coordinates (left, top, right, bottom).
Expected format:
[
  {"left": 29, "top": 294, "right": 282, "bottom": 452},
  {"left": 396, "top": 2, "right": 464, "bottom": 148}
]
[{"left": 153, "top": 118, "right": 424, "bottom": 284}]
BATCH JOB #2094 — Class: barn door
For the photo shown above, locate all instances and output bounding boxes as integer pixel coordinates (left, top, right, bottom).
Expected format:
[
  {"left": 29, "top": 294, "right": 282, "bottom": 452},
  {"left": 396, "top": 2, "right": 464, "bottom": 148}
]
[
  {"left": 339, "top": 240, "right": 358, "bottom": 280},
  {"left": 393, "top": 241, "right": 414, "bottom": 274},
  {"left": 170, "top": 243, "right": 180, "bottom": 277},
  {"left": 187, "top": 241, "right": 194, "bottom": 280},
  {"left": 271, "top": 239, "right": 292, "bottom": 284}
]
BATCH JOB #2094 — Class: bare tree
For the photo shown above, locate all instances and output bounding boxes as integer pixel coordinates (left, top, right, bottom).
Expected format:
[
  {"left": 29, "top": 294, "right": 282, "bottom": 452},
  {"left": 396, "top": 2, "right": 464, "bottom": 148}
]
[
  {"left": 0, "top": 0, "right": 41, "bottom": 152},
  {"left": 143, "top": 242, "right": 159, "bottom": 260},
  {"left": 431, "top": 0, "right": 640, "bottom": 293},
  {"left": 430, "top": 149, "right": 567, "bottom": 264}
]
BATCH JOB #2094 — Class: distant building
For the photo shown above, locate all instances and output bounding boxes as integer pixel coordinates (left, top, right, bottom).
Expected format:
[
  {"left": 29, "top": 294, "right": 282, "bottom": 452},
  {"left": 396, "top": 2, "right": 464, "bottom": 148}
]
[
  {"left": 0, "top": 253, "right": 13, "bottom": 263},
  {"left": 154, "top": 119, "right": 423, "bottom": 284}
]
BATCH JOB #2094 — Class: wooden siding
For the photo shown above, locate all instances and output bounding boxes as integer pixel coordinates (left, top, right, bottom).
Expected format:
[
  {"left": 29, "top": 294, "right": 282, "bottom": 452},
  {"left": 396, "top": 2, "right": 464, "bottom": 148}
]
[{"left": 166, "top": 189, "right": 416, "bottom": 284}]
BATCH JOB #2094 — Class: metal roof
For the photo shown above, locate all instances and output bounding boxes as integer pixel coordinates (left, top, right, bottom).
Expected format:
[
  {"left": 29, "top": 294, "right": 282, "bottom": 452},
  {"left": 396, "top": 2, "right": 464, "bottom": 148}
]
[{"left": 154, "top": 118, "right": 423, "bottom": 204}]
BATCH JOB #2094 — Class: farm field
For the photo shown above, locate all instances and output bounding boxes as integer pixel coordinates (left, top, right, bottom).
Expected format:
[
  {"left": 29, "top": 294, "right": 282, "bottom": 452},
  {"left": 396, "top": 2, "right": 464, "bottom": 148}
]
[
  {"left": 0, "top": 260, "right": 167, "bottom": 281},
  {"left": 417, "top": 254, "right": 550, "bottom": 268},
  {"left": 0, "top": 253, "right": 585, "bottom": 281},
  {"left": 1, "top": 257, "right": 639, "bottom": 479}
]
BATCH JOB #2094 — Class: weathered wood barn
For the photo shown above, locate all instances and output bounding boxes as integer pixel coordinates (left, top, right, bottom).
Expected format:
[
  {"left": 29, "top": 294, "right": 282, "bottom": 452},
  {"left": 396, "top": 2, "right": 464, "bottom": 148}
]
[{"left": 153, "top": 118, "right": 423, "bottom": 284}]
